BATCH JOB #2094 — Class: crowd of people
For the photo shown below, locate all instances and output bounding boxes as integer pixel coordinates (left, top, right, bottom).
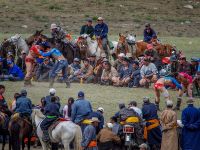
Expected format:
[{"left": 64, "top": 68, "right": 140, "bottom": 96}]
[{"left": 0, "top": 85, "right": 200, "bottom": 150}]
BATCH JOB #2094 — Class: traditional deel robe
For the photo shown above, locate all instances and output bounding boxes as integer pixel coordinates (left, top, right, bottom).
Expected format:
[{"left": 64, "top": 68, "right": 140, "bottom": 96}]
[
  {"left": 181, "top": 104, "right": 200, "bottom": 150},
  {"left": 160, "top": 108, "right": 178, "bottom": 150}
]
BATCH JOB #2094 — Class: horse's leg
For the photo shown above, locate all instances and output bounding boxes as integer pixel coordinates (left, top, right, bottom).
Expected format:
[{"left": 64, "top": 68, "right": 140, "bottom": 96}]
[
  {"left": 2, "top": 133, "right": 6, "bottom": 150},
  {"left": 8, "top": 135, "right": 11, "bottom": 150},
  {"left": 63, "top": 142, "right": 70, "bottom": 150},
  {"left": 27, "top": 134, "right": 31, "bottom": 150},
  {"left": 40, "top": 139, "right": 48, "bottom": 150},
  {"left": 21, "top": 137, "right": 25, "bottom": 150},
  {"left": 51, "top": 143, "right": 58, "bottom": 150}
]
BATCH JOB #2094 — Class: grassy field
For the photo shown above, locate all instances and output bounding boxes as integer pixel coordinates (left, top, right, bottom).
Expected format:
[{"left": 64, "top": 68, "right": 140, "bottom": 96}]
[{"left": 2, "top": 81, "right": 200, "bottom": 121}]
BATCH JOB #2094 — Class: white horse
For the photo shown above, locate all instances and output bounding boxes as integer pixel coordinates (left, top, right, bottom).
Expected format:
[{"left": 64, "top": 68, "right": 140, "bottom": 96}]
[
  {"left": 7, "top": 34, "right": 29, "bottom": 56},
  {"left": 31, "top": 109, "right": 82, "bottom": 150},
  {"left": 79, "top": 34, "right": 118, "bottom": 58}
]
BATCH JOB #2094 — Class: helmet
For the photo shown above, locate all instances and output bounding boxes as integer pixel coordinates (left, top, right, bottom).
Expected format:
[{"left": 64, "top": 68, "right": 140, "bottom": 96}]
[{"left": 50, "top": 23, "right": 57, "bottom": 29}]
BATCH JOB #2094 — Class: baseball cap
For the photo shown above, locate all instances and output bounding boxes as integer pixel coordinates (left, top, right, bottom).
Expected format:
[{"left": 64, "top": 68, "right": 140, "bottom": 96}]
[{"left": 78, "top": 91, "right": 84, "bottom": 97}]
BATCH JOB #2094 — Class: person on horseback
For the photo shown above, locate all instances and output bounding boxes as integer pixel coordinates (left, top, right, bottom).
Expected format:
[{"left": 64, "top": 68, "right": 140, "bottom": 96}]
[
  {"left": 44, "top": 88, "right": 60, "bottom": 109},
  {"left": 143, "top": 23, "right": 157, "bottom": 43},
  {"left": 50, "top": 23, "right": 67, "bottom": 43},
  {"left": 38, "top": 41, "right": 70, "bottom": 88},
  {"left": 94, "top": 17, "right": 110, "bottom": 58},
  {"left": 80, "top": 18, "right": 94, "bottom": 38},
  {"left": 0, "top": 85, "right": 12, "bottom": 129},
  {"left": 15, "top": 89, "right": 32, "bottom": 119},
  {"left": 40, "top": 96, "right": 60, "bottom": 142}
]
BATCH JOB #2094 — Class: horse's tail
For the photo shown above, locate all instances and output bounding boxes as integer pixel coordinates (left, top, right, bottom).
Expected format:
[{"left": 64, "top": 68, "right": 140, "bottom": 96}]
[{"left": 74, "top": 125, "right": 82, "bottom": 150}]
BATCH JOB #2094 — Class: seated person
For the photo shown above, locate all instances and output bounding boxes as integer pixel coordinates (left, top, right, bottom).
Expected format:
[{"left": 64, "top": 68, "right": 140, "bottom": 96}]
[
  {"left": 118, "top": 57, "right": 132, "bottom": 86},
  {"left": 0, "top": 60, "right": 24, "bottom": 81},
  {"left": 177, "top": 55, "right": 191, "bottom": 75},
  {"left": 68, "top": 58, "right": 81, "bottom": 82},
  {"left": 140, "top": 57, "right": 158, "bottom": 88},
  {"left": 16, "top": 50, "right": 26, "bottom": 73},
  {"left": 113, "top": 53, "right": 125, "bottom": 72},
  {"left": 36, "top": 57, "right": 54, "bottom": 82},
  {"left": 74, "top": 58, "right": 94, "bottom": 83},
  {"left": 143, "top": 23, "right": 156, "bottom": 43},
  {"left": 0, "top": 57, "right": 8, "bottom": 76},
  {"left": 89, "top": 54, "right": 97, "bottom": 68},
  {"left": 129, "top": 61, "right": 141, "bottom": 88},
  {"left": 101, "top": 61, "right": 118, "bottom": 85}
]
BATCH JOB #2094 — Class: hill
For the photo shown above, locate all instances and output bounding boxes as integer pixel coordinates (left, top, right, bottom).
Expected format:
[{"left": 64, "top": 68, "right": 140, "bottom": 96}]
[{"left": 0, "top": 0, "right": 200, "bottom": 37}]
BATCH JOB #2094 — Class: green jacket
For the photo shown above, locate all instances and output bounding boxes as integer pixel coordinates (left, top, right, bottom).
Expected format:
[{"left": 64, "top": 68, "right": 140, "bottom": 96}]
[{"left": 80, "top": 25, "right": 94, "bottom": 38}]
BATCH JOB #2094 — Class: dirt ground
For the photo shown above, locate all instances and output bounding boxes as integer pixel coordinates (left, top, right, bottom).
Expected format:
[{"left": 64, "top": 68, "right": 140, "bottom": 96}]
[{"left": 0, "top": 0, "right": 200, "bottom": 37}]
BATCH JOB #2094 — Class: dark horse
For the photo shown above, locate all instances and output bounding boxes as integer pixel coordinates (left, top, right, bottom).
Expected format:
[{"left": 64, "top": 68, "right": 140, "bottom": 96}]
[
  {"left": 9, "top": 116, "right": 33, "bottom": 150},
  {"left": 0, "top": 39, "right": 16, "bottom": 58},
  {"left": 0, "top": 113, "right": 11, "bottom": 150},
  {"left": 26, "top": 30, "right": 81, "bottom": 64}
]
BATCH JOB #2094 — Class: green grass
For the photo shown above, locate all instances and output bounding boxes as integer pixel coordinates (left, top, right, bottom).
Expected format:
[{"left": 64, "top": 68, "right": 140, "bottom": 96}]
[{"left": 2, "top": 82, "right": 200, "bottom": 121}]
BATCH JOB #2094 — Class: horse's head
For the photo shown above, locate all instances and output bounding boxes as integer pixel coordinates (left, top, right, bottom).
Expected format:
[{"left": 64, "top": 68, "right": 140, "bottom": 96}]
[
  {"left": 77, "top": 34, "right": 89, "bottom": 51},
  {"left": 31, "top": 108, "right": 45, "bottom": 125},
  {"left": 26, "top": 30, "right": 44, "bottom": 46},
  {"left": 118, "top": 33, "right": 126, "bottom": 44},
  {"left": 126, "top": 34, "right": 136, "bottom": 45}
]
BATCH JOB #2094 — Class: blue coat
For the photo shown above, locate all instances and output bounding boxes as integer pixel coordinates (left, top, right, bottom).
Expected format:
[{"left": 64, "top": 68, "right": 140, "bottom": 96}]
[
  {"left": 143, "top": 28, "right": 156, "bottom": 42},
  {"left": 71, "top": 99, "right": 93, "bottom": 123},
  {"left": 142, "top": 102, "right": 162, "bottom": 145},
  {"left": 119, "top": 65, "right": 132, "bottom": 79},
  {"left": 94, "top": 23, "right": 108, "bottom": 39},
  {"left": 8, "top": 64, "right": 24, "bottom": 80},
  {"left": 181, "top": 104, "right": 200, "bottom": 150},
  {"left": 88, "top": 111, "right": 104, "bottom": 133},
  {"left": 44, "top": 102, "right": 60, "bottom": 117},
  {"left": 15, "top": 96, "right": 32, "bottom": 116}
]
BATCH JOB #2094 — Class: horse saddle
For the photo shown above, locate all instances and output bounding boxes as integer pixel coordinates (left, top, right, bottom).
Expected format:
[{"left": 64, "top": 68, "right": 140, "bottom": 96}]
[{"left": 48, "top": 118, "right": 69, "bottom": 143}]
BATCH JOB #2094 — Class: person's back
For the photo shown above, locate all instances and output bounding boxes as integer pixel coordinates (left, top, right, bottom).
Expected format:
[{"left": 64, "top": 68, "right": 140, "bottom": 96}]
[
  {"left": 8, "top": 64, "right": 24, "bottom": 80},
  {"left": 44, "top": 101, "right": 60, "bottom": 117},
  {"left": 142, "top": 102, "right": 158, "bottom": 120}
]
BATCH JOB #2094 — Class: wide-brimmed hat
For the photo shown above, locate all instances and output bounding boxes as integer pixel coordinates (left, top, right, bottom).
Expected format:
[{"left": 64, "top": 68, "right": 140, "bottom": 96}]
[
  {"left": 186, "top": 98, "right": 194, "bottom": 104},
  {"left": 90, "top": 117, "right": 100, "bottom": 123},
  {"left": 118, "top": 53, "right": 125, "bottom": 57},
  {"left": 74, "top": 58, "right": 80, "bottom": 62},
  {"left": 97, "top": 107, "right": 104, "bottom": 113},
  {"left": 50, "top": 23, "right": 57, "bottom": 29},
  {"left": 126, "top": 53, "right": 132, "bottom": 58},
  {"left": 97, "top": 17, "right": 103, "bottom": 21}
]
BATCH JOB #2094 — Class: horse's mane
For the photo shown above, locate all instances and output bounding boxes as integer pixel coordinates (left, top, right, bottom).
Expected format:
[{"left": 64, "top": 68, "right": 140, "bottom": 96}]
[{"left": 32, "top": 109, "right": 45, "bottom": 119}]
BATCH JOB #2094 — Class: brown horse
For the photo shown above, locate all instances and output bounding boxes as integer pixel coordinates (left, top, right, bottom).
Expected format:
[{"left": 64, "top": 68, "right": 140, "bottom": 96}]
[
  {"left": 76, "top": 36, "right": 89, "bottom": 60},
  {"left": 26, "top": 30, "right": 44, "bottom": 46},
  {"left": 116, "top": 33, "right": 129, "bottom": 56},
  {"left": 9, "top": 115, "right": 33, "bottom": 150}
]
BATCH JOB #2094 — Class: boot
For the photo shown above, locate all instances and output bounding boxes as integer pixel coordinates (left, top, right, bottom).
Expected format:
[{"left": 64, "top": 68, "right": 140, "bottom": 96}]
[
  {"left": 155, "top": 101, "right": 160, "bottom": 111},
  {"left": 66, "top": 80, "right": 71, "bottom": 88},
  {"left": 173, "top": 97, "right": 182, "bottom": 111},
  {"left": 24, "top": 79, "right": 32, "bottom": 87},
  {"left": 49, "top": 78, "right": 54, "bottom": 88},
  {"left": 42, "top": 130, "right": 50, "bottom": 142}
]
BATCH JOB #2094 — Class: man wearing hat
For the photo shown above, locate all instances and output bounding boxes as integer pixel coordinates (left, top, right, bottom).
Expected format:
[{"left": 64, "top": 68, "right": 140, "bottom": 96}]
[
  {"left": 75, "top": 58, "right": 94, "bottom": 83},
  {"left": 36, "top": 57, "right": 54, "bottom": 82},
  {"left": 177, "top": 55, "right": 192, "bottom": 75},
  {"left": 143, "top": 23, "right": 157, "bottom": 43},
  {"left": 81, "top": 117, "right": 99, "bottom": 150},
  {"left": 1, "top": 60, "right": 24, "bottom": 81},
  {"left": 80, "top": 18, "right": 94, "bottom": 38},
  {"left": 113, "top": 53, "right": 125, "bottom": 72},
  {"left": 94, "top": 17, "right": 109, "bottom": 57},
  {"left": 140, "top": 57, "right": 158, "bottom": 88},
  {"left": 168, "top": 55, "right": 178, "bottom": 77},
  {"left": 89, "top": 54, "right": 97, "bottom": 68},
  {"left": 160, "top": 100, "right": 178, "bottom": 150},
  {"left": 129, "top": 61, "right": 141, "bottom": 88},
  {"left": 181, "top": 98, "right": 200, "bottom": 150},
  {"left": 39, "top": 41, "right": 70, "bottom": 88},
  {"left": 142, "top": 97, "right": 162, "bottom": 150},
  {"left": 15, "top": 89, "right": 32, "bottom": 118},
  {"left": 50, "top": 23, "right": 67, "bottom": 43},
  {"left": 144, "top": 44, "right": 159, "bottom": 64},
  {"left": 43, "top": 88, "right": 60, "bottom": 109},
  {"left": 68, "top": 58, "right": 81, "bottom": 82},
  {"left": 71, "top": 91, "right": 93, "bottom": 132}
]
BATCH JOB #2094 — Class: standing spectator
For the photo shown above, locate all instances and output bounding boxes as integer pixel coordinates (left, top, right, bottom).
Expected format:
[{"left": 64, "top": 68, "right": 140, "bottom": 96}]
[
  {"left": 177, "top": 55, "right": 192, "bottom": 75},
  {"left": 71, "top": 91, "right": 93, "bottom": 132},
  {"left": 140, "top": 58, "right": 158, "bottom": 88},
  {"left": 81, "top": 117, "right": 99, "bottom": 150},
  {"left": 16, "top": 50, "right": 26, "bottom": 73},
  {"left": 63, "top": 97, "right": 74, "bottom": 120},
  {"left": 168, "top": 55, "right": 179, "bottom": 77},
  {"left": 143, "top": 23, "right": 157, "bottom": 43},
  {"left": 80, "top": 18, "right": 94, "bottom": 38},
  {"left": 142, "top": 97, "right": 162, "bottom": 150},
  {"left": 110, "top": 116, "right": 121, "bottom": 135},
  {"left": 190, "top": 57, "right": 199, "bottom": 77},
  {"left": 94, "top": 17, "right": 109, "bottom": 58},
  {"left": 160, "top": 100, "right": 178, "bottom": 150},
  {"left": 129, "top": 61, "right": 141, "bottom": 88},
  {"left": 181, "top": 98, "right": 200, "bottom": 150}
]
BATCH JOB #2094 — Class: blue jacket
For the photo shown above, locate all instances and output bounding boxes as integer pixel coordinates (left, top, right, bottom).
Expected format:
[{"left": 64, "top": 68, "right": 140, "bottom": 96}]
[
  {"left": 71, "top": 99, "right": 93, "bottom": 123},
  {"left": 15, "top": 96, "right": 32, "bottom": 116},
  {"left": 39, "top": 48, "right": 62, "bottom": 57},
  {"left": 94, "top": 23, "right": 108, "bottom": 39},
  {"left": 181, "top": 104, "right": 200, "bottom": 150},
  {"left": 142, "top": 102, "right": 158, "bottom": 121},
  {"left": 119, "top": 65, "right": 132, "bottom": 79},
  {"left": 143, "top": 28, "right": 156, "bottom": 42},
  {"left": 8, "top": 64, "right": 24, "bottom": 80},
  {"left": 44, "top": 95, "right": 60, "bottom": 109},
  {"left": 44, "top": 102, "right": 60, "bottom": 117}
]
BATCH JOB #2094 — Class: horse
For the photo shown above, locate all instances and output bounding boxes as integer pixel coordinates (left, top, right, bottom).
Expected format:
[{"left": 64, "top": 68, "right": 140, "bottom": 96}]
[
  {"left": 8, "top": 114, "right": 33, "bottom": 150},
  {"left": 0, "top": 34, "right": 29, "bottom": 59},
  {"left": 0, "top": 112, "right": 11, "bottom": 150},
  {"left": 26, "top": 30, "right": 44, "bottom": 46},
  {"left": 77, "top": 34, "right": 118, "bottom": 59},
  {"left": 31, "top": 108, "right": 82, "bottom": 150}
]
